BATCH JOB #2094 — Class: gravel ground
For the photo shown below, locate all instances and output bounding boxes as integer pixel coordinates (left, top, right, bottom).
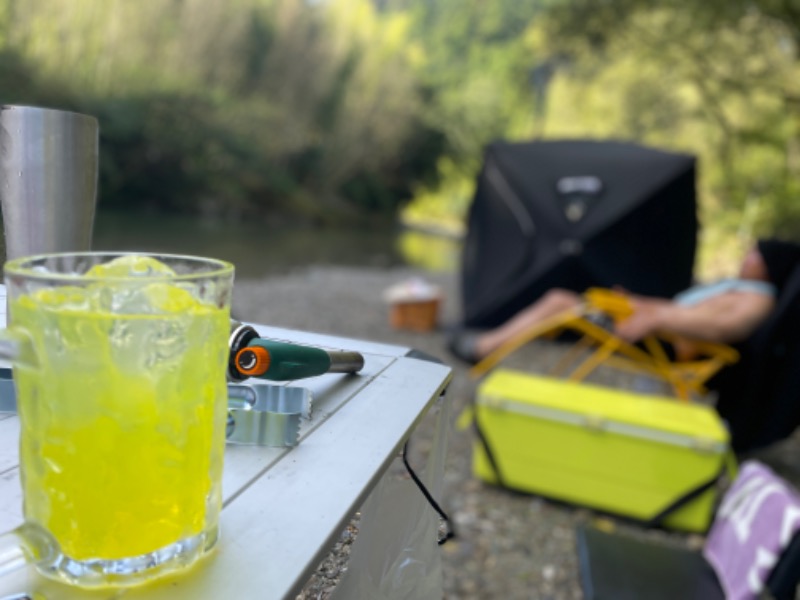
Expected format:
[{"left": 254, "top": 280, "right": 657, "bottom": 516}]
[{"left": 232, "top": 265, "right": 800, "bottom": 600}]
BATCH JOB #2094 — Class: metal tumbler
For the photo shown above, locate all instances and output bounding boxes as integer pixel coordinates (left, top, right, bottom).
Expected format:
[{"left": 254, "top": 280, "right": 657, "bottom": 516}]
[{"left": 0, "top": 105, "right": 99, "bottom": 262}]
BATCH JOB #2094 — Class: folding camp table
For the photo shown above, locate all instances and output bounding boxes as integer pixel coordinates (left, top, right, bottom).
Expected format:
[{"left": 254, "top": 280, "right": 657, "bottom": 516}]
[{"left": 0, "top": 325, "right": 453, "bottom": 599}]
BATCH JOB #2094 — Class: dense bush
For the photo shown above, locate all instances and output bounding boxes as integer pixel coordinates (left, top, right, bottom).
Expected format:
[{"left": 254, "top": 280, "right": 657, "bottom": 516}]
[
  {"left": 0, "top": 0, "right": 445, "bottom": 225},
  {"left": 0, "top": 0, "right": 798, "bottom": 248}
]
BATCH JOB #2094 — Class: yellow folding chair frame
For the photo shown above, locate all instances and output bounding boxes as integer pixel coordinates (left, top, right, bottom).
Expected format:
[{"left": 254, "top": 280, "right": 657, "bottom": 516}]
[{"left": 469, "top": 288, "right": 739, "bottom": 401}]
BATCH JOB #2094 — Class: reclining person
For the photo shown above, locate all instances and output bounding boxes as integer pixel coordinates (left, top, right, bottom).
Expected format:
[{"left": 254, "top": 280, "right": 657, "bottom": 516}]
[{"left": 448, "top": 238, "right": 800, "bottom": 364}]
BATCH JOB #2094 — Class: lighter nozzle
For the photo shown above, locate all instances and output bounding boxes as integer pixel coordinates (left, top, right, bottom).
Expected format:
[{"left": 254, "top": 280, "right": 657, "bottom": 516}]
[{"left": 327, "top": 351, "right": 365, "bottom": 374}]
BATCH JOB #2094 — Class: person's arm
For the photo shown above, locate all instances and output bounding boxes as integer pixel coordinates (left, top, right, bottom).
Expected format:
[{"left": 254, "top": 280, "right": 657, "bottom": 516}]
[{"left": 615, "top": 292, "right": 775, "bottom": 345}]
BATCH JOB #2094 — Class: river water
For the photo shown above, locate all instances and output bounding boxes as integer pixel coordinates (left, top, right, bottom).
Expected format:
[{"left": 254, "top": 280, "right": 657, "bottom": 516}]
[{"left": 93, "top": 211, "right": 462, "bottom": 280}]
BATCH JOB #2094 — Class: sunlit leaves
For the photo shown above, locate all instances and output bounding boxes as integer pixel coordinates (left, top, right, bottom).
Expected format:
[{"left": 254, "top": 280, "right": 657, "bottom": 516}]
[
  {"left": 0, "top": 0, "right": 438, "bottom": 222},
  {"left": 540, "top": 4, "right": 800, "bottom": 244}
]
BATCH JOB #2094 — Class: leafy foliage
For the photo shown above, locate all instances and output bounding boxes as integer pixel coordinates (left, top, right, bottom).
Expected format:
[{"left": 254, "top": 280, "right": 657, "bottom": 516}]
[
  {"left": 0, "top": 0, "right": 798, "bottom": 250},
  {"left": 538, "top": 1, "right": 800, "bottom": 245},
  {"left": 0, "top": 0, "right": 441, "bottom": 224}
]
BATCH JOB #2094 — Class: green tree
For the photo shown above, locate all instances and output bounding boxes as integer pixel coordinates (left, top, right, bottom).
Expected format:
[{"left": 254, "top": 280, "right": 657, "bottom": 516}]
[
  {"left": 540, "top": 1, "right": 800, "bottom": 245},
  {"left": 0, "top": 0, "right": 443, "bottom": 224},
  {"left": 384, "top": 0, "right": 543, "bottom": 226}
]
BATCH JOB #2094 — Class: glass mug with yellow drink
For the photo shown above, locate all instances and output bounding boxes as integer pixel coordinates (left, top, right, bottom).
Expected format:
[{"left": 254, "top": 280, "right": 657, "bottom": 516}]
[{"left": 0, "top": 252, "right": 234, "bottom": 589}]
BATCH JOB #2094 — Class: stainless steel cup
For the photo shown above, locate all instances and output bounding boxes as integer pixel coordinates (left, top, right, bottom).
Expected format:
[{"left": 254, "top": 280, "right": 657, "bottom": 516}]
[{"left": 0, "top": 105, "right": 98, "bottom": 262}]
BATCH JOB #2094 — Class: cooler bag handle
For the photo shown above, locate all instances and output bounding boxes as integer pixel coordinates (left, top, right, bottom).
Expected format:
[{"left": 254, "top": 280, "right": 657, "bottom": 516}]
[
  {"left": 645, "top": 451, "right": 737, "bottom": 530},
  {"left": 471, "top": 395, "right": 509, "bottom": 489}
]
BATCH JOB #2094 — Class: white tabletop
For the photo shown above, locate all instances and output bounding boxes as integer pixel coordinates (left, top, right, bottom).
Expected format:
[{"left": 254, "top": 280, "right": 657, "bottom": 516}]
[{"left": 0, "top": 324, "right": 453, "bottom": 599}]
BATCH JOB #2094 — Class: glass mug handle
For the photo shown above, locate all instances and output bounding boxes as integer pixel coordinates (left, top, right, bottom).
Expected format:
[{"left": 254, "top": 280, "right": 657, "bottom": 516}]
[
  {"left": 0, "top": 523, "right": 56, "bottom": 581},
  {"left": 0, "top": 328, "right": 53, "bottom": 590},
  {"left": 0, "top": 327, "right": 38, "bottom": 369}
]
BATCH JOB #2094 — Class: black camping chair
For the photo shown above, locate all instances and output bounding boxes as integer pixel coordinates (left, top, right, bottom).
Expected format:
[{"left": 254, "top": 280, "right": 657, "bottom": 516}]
[
  {"left": 709, "top": 261, "right": 800, "bottom": 453},
  {"left": 460, "top": 140, "right": 698, "bottom": 328},
  {"left": 576, "top": 523, "right": 800, "bottom": 600},
  {"left": 576, "top": 459, "right": 800, "bottom": 600}
]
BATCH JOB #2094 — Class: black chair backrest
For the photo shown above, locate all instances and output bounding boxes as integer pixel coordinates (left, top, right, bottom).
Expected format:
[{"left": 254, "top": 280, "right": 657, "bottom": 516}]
[
  {"left": 768, "top": 531, "right": 800, "bottom": 599},
  {"left": 576, "top": 471, "right": 800, "bottom": 599},
  {"left": 711, "top": 262, "right": 800, "bottom": 452}
]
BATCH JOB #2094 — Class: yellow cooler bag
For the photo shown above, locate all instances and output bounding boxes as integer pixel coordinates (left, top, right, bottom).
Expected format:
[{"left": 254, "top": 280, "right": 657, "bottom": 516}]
[{"left": 472, "top": 369, "right": 735, "bottom": 532}]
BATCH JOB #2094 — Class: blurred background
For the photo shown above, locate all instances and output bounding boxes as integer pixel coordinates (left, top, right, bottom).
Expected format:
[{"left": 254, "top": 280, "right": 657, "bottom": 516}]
[
  {"left": 4, "top": 4, "right": 800, "bottom": 597},
  {"left": 1, "top": 0, "right": 799, "bottom": 278}
]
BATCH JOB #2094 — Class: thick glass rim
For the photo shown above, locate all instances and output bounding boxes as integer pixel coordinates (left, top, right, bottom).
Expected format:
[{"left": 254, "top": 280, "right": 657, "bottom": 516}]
[{"left": 3, "top": 251, "right": 235, "bottom": 283}]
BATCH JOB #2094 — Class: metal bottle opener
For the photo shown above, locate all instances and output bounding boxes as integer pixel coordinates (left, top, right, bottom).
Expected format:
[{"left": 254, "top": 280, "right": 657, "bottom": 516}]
[{"left": 226, "top": 383, "right": 312, "bottom": 447}]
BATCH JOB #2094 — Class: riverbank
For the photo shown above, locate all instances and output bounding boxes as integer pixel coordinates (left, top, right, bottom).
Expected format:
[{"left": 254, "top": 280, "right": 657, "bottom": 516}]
[{"left": 232, "top": 264, "right": 800, "bottom": 599}]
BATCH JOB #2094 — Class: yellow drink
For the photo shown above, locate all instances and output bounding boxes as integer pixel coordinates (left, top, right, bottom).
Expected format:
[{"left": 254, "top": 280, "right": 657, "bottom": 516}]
[{"left": 12, "top": 278, "right": 229, "bottom": 562}]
